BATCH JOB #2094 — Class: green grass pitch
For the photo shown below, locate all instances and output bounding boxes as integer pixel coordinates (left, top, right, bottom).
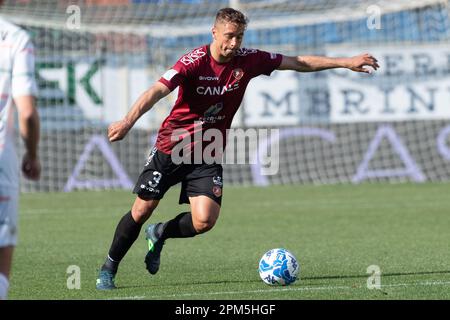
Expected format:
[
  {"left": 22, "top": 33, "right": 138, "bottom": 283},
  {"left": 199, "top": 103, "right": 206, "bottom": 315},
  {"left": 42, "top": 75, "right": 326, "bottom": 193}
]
[{"left": 9, "top": 183, "right": 450, "bottom": 300}]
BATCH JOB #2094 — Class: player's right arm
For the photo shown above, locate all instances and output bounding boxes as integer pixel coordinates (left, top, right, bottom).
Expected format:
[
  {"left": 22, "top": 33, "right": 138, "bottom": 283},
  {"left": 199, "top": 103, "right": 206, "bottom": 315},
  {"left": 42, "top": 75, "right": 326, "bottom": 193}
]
[{"left": 108, "top": 81, "right": 170, "bottom": 142}]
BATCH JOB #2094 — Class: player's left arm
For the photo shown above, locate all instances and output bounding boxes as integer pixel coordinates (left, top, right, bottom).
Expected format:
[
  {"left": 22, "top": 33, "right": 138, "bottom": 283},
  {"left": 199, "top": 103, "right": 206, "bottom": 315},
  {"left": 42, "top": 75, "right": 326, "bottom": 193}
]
[
  {"left": 12, "top": 32, "right": 41, "bottom": 181},
  {"left": 277, "top": 53, "right": 380, "bottom": 73},
  {"left": 15, "top": 95, "right": 41, "bottom": 180}
]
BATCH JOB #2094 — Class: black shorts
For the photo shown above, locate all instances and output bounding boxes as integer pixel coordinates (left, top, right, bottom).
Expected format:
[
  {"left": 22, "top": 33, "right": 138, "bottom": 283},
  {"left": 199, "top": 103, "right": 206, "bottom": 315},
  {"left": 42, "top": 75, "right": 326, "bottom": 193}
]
[{"left": 133, "top": 147, "right": 223, "bottom": 206}]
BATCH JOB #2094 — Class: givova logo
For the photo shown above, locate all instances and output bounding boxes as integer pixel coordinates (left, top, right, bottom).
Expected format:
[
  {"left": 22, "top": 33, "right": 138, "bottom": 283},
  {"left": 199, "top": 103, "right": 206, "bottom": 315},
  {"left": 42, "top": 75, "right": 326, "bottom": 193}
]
[{"left": 199, "top": 76, "right": 219, "bottom": 81}]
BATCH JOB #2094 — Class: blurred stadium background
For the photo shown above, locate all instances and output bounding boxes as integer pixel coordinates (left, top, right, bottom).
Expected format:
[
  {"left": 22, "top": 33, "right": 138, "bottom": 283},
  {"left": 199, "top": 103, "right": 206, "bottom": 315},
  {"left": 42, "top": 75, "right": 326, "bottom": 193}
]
[{"left": 1, "top": 0, "right": 450, "bottom": 192}]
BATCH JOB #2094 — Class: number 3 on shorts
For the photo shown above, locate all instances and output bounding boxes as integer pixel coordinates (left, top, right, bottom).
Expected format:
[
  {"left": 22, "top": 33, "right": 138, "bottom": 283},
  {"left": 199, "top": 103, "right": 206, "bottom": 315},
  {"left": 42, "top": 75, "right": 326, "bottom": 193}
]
[{"left": 148, "top": 171, "right": 162, "bottom": 188}]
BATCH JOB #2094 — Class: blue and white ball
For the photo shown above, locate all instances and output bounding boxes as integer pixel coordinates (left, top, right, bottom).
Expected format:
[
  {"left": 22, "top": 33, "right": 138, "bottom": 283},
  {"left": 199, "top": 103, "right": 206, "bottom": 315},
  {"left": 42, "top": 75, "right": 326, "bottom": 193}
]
[{"left": 258, "top": 248, "right": 300, "bottom": 286}]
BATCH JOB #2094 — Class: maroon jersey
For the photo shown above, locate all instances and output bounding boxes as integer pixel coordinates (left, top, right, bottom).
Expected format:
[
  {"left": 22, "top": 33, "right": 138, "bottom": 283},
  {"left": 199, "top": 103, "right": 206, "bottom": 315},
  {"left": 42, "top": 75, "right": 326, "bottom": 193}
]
[{"left": 156, "top": 44, "right": 282, "bottom": 154}]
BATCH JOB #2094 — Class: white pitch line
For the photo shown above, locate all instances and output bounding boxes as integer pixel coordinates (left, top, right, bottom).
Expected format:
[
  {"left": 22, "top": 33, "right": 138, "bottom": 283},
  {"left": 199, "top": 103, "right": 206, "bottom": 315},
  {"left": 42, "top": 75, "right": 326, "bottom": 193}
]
[
  {"left": 107, "top": 295, "right": 146, "bottom": 300},
  {"left": 110, "top": 280, "right": 450, "bottom": 300}
]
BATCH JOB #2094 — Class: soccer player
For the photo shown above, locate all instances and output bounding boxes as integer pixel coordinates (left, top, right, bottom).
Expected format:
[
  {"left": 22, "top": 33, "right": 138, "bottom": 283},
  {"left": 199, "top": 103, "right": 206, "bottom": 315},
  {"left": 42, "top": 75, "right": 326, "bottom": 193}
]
[
  {"left": 0, "top": 13, "right": 41, "bottom": 299},
  {"left": 96, "top": 7, "right": 379, "bottom": 289}
]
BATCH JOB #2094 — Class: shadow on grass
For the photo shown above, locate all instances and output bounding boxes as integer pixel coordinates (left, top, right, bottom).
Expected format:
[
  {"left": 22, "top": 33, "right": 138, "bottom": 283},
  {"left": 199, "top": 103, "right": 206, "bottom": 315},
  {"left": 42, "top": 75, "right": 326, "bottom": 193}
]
[{"left": 115, "top": 270, "right": 450, "bottom": 290}]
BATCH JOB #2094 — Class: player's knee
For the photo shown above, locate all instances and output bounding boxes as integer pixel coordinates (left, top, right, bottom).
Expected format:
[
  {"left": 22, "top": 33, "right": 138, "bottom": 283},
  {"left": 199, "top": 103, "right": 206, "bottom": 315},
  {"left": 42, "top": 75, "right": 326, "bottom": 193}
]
[
  {"left": 132, "top": 209, "right": 152, "bottom": 224},
  {"left": 131, "top": 198, "right": 158, "bottom": 224},
  {"left": 193, "top": 219, "right": 216, "bottom": 234},
  {"left": 190, "top": 196, "right": 220, "bottom": 234},
  {"left": 192, "top": 213, "right": 218, "bottom": 234}
]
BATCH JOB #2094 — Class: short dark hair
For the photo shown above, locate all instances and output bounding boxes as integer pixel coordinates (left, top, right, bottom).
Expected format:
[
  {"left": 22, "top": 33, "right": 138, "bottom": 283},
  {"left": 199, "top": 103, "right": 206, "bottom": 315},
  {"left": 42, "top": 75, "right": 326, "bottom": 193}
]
[{"left": 215, "top": 8, "right": 248, "bottom": 29}]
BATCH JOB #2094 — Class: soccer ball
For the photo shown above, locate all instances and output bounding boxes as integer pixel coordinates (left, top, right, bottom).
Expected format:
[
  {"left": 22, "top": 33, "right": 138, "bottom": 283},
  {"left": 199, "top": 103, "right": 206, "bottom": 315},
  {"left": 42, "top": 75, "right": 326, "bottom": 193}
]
[{"left": 258, "top": 248, "right": 299, "bottom": 286}]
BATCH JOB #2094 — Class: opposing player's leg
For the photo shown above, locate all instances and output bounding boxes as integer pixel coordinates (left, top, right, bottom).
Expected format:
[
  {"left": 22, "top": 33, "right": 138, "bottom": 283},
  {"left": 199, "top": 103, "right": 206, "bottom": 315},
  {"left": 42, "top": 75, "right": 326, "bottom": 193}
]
[
  {"left": 0, "top": 187, "right": 18, "bottom": 300},
  {"left": 144, "top": 165, "right": 223, "bottom": 275},
  {"left": 0, "top": 246, "right": 13, "bottom": 300}
]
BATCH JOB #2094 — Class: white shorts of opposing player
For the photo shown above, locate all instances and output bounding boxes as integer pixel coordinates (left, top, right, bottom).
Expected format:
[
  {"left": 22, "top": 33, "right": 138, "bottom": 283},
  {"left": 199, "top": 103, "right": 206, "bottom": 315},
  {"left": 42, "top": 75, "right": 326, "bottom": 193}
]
[
  {"left": 0, "top": 186, "right": 18, "bottom": 300},
  {"left": 0, "top": 272, "right": 9, "bottom": 300},
  {"left": 0, "top": 186, "right": 19, "bottom": 248}
]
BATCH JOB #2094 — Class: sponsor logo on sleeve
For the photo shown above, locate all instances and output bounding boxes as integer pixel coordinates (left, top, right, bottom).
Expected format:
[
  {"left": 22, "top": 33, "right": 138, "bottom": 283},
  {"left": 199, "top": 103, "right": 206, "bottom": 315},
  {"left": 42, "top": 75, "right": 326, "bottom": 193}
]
[
  {"left": 180, "top": 48, "right": 206, "bottom": 65},
  {"left": 162, "top": 69, "right": 178, "bottom": 81}
]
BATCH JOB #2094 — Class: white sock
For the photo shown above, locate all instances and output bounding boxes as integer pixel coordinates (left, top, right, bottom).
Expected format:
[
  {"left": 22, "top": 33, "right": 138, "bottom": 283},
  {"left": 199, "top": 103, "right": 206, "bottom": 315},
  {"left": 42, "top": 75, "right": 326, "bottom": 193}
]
[{"left": 0, "top": 273, "right": 9, "bottom": 300}]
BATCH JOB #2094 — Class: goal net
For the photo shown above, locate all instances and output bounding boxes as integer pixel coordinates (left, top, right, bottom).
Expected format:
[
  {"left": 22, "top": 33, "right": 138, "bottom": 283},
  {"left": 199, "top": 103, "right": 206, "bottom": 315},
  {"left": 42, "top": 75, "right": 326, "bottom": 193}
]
[{"left": 2, "top": 0, "right": 449, "bottom": 192}]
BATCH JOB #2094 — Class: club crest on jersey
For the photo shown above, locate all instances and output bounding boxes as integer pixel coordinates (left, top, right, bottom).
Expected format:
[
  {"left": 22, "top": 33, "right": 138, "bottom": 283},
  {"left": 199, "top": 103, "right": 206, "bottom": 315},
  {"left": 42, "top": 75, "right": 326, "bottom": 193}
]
[
  {"left": 232, "top": 68, "right": 244, "bottom": 81},
  {"left": 212, "top": 186, "right": 222, "bottom": 197}
]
